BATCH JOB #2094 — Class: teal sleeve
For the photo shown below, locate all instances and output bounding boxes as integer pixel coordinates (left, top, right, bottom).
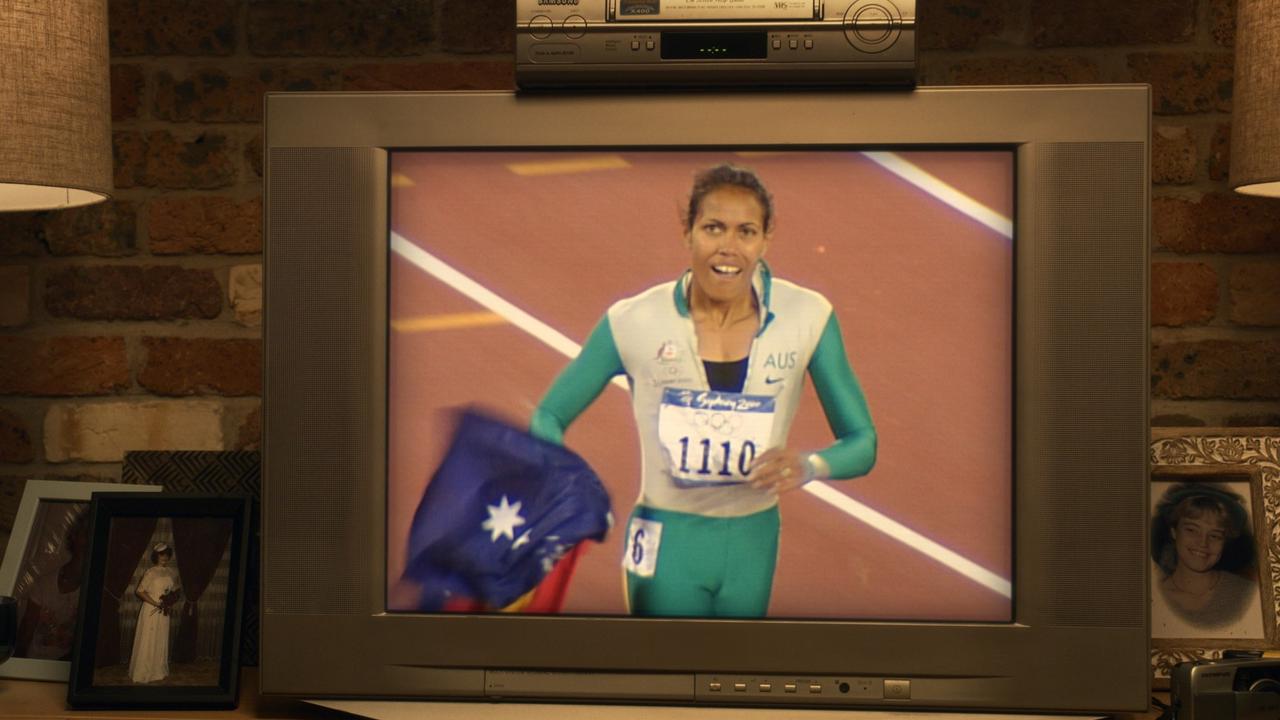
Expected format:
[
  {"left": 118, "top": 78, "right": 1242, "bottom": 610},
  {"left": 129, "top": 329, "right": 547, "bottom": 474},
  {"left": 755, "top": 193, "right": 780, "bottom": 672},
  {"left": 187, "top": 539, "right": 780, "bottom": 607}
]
[
  {"left": 530, "top": 316, "right": 625, "bottom": 445},
  {"left": 807, "top": 312, "right": 877, "bottom": 479}
]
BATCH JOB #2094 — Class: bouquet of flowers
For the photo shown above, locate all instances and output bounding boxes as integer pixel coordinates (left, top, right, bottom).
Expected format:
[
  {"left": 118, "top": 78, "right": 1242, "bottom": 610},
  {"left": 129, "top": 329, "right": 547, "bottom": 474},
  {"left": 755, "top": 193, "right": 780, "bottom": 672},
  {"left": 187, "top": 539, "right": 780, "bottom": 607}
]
[{"left": 155, "top": 587, "right": 182, "bottom": 616}]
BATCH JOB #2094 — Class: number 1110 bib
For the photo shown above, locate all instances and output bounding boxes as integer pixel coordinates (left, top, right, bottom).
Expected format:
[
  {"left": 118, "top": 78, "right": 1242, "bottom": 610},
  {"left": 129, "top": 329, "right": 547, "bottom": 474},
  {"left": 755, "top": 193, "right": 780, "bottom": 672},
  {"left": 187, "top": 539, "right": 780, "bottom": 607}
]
[{"left": 657, "top": 388, "right": 776, "bottom": 487}]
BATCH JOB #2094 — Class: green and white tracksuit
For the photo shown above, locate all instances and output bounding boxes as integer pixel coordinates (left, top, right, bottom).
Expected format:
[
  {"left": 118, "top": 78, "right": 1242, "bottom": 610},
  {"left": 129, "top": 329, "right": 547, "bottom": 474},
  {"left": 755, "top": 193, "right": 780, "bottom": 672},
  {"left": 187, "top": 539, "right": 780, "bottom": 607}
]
[{"left": 531, "top": 262, "right": 876, "bottom": 617}]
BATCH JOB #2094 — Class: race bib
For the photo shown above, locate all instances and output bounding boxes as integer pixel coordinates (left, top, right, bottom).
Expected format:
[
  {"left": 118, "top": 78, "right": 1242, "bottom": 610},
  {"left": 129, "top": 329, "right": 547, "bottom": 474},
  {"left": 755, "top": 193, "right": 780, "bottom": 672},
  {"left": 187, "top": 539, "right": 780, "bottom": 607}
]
[
  {"left": 622, "top": 517, "right": 663, "bottom": 577},
  {"left": 657, "top": 388, "right": 776, "bottom": 487}
]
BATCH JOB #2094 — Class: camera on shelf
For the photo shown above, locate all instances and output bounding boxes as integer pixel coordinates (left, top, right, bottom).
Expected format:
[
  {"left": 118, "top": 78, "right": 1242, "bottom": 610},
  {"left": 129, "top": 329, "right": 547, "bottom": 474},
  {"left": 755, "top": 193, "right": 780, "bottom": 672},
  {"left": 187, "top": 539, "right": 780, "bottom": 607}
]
[{"left": 1170, "top": 655, "right": 1280, "bottom": 720}]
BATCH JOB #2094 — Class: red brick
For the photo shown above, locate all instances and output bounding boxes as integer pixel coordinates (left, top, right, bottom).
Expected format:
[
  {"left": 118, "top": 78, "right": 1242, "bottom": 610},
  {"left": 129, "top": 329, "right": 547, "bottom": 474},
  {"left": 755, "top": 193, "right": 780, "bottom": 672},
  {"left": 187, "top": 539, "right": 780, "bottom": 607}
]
[
  {"left": 1128, "top": 52, "right": 1234, "bottom": 115},
  {"left": 1151, "top": 262, "right": 1217, "bottom": 327},
  {"left": 1230, "top": 262, "right": 1280, "bottom": 327},
  {"left": 440, "top": 0, "right": 514, "bottom": 53},
  {"left": 113, "top": 131, "right": 236, "bottom": 190},
  {"left": 1032, "top": 0, "right": 1195, "bottom": 47},
  {"left": 111, "top": 64, "right": 144, "bottom": 122},
  {"left": 109, "top": 0, "right": 236, "bottom": 56},
  {"left": 916, "top": 0, "right": 1020, "bottom": 51},
  {"left": 933, "top": 55, "right": 1100, "bottom": 85},
  {"left": 1153, "top": 194, "right": 1280, "bottom": 253},
  {"left": 44, "top": 201, "right": 138, "bottom": 257},
  {"left": 1152, "top": 126, "right": 1197, "bottom": 185},
  {"left": 149, "top": 196, "right": 262, "bottom": 255},
  {"left": 1151, "top": 413, "right": 1208, "bottom": 428},
  {"left": 154, "top": 66, "right": 341, "bottom": 123},
  {"left": 342, "top": 62, "right": 516, "bottom": 91},
  {"left": 44, "top": 265, "right": 222, "bottom": 321},
  {"left": 0, "top": 476, "right": 25, "bottom": 535},
  {"left": 139, "top": 338, "right": 262, "bottom": 396},
  {"left": 1209, "top": 122, "right": 1231, "bottom": 182},
  {"left": 245, "top": 133, "right": 263, "bottom": 178},
  {"left": 0, "top": 408, "right": 34, "bottom": 463},
  {"left": 1212, "top": 0, "right": 1236, "bottom": 47},
  {"left": 1152, "top": 340, "right": 1280, "bottom": 399},
  {"left": 0, "top": 337, "right": 129, "bottom": 396},
  {"left": 248, "top": 1, "right": 435, "bottom": 57},
  {"left": 0, "top": 213, "right": 47, "bottom": 257},
  {"left": 1225, "top": 412, "right": 1280, "bottom": 427},
  {"left": 0, "top": 266, "right": 28, "bottom": 327},
  {"left": 112, "top": 131, "right": 147, "bottom": 189}
]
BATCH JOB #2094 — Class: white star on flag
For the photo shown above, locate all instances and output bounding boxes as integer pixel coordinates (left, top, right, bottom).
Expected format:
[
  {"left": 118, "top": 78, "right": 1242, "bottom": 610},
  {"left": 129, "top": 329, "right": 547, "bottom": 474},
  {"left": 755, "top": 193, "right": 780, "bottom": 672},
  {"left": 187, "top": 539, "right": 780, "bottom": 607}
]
[{"left": 482, "top": 495, "right": 526, "bottom": 542}]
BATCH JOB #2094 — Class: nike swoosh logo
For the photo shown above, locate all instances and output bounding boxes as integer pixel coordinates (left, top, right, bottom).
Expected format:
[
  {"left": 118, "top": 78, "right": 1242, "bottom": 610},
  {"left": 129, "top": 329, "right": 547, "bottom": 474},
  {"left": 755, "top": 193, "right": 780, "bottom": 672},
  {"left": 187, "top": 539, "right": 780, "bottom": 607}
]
[{"left": 765, "top": 376, "right": 785, "bottom": 384}]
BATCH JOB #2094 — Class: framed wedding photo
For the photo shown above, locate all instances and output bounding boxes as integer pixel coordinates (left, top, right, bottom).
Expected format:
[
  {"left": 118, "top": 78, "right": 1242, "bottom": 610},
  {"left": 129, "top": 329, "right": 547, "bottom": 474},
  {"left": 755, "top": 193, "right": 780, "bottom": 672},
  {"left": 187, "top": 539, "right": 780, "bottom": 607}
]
[
  {"left": 67, "top": 494, "right": 251, "bottom": 709},
  {"left": 0, "top": 480, "right": 160, "bottom": 681},
  {"left": 1149, "top": 429, "right": 1280, "bottom": 684}
]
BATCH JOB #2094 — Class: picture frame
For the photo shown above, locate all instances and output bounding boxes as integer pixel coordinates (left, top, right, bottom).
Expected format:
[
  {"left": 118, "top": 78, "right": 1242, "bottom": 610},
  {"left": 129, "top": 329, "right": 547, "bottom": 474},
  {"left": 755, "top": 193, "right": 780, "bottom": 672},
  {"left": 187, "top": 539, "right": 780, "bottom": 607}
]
[
  {"left": 67, "top": 494, "right": 251, "bottom": 709},
  {"left": 1149, "top": 429, "right": 1280, "bottom": 685},
  {"left": 0, "top": 480, "right": 160, "bottom": 681},
  {"left": 122, "top": 450, "right": 262, "bottom": 666}
]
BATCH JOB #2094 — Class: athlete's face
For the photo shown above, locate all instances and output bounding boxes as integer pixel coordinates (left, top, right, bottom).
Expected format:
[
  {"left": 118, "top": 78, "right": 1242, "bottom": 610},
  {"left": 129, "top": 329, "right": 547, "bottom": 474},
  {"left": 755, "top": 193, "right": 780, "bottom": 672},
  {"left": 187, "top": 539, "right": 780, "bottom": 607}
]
[
  {"left": 1171, "top": 511, "right": 1226, "bottom": 574},
  {"left": 685, "top": 186, "right": 771, "bottom": 306}
]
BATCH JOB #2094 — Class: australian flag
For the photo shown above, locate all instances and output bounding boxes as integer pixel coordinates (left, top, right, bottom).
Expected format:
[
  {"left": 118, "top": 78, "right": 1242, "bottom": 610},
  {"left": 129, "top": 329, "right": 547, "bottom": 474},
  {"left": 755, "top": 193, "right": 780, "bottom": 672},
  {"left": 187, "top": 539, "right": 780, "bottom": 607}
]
[{"left": 401, "top": 409, "right": 612, "bottom": 612}]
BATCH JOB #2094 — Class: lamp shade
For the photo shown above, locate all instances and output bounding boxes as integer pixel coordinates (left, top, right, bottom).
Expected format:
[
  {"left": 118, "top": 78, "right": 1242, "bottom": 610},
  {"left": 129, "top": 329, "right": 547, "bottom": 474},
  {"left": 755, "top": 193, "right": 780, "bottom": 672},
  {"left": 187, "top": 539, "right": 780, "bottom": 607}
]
[
  {"left": 1230, "top": 0, "right": 1280, "bottom": 197},
  {"left": 0, "top": 0, "right": 112, "bottom": 211}
]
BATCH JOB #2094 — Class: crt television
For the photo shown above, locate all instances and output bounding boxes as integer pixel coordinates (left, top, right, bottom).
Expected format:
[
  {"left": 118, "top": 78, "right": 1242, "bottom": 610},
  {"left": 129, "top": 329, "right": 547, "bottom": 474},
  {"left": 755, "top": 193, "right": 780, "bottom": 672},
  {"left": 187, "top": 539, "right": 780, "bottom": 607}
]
[{"left": 262, "top": 86, "right": 1150, "bottom": 713}]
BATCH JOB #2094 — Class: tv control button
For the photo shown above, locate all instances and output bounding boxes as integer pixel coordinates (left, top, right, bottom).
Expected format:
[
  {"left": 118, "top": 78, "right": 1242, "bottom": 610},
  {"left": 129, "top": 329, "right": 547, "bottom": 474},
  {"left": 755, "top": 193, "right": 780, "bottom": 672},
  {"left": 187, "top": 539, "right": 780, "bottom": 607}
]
[
  {"left": 884, "top": 679, "right": 911, "bottom": 700},
  {"left": 562, "top": 15, "right": 587, "bottom": 39},
  {"left": 789, "top": 38, "right": 799, "bottom": 49},
  {"left": 631, "top": 40, "right": 640, "bottom": 50},
  {"left": 784, "top": 683, "right": 797, "bottom": 693},
  {"left": 528, "top": 15, "right": 554, "bottom": 39},
  {"left": 709, "top": 681, "right": 722, "bottom": 692},
  {"left": 809, "top": 684, "right": 822, "bottom": 694},
  {"left": 772, "top": 38, "right": 782, "bottom": 49},
  {"left": 645, "top": 40, "right": 655, "bottom": 50},
  {"left": 804, "top": 38, "right": 814, "bottom": 49},
  {"left": 759, "top": 683, "right": 772, "bottom": 692},
  {"left": 734, "top": 682, "right": 747, "bottom": 692}
]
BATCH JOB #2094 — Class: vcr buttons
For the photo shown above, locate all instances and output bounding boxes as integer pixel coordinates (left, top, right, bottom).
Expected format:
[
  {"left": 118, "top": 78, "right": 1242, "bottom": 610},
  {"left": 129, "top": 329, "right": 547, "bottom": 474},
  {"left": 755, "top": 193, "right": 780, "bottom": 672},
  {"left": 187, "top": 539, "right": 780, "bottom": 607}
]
[
  {"left": 562, "top": 15, "right": 586, "bottom": 39},
  {"left": 528, "top": 15, "right": 553, "bottom": 39}
]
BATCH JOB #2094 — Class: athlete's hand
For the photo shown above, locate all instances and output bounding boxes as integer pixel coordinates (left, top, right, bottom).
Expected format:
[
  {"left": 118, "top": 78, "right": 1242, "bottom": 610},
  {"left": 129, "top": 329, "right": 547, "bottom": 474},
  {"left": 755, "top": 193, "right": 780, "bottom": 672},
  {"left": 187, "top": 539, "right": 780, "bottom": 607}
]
[{"left": 748, "top": 448, "right": 813, "bottom": 495}]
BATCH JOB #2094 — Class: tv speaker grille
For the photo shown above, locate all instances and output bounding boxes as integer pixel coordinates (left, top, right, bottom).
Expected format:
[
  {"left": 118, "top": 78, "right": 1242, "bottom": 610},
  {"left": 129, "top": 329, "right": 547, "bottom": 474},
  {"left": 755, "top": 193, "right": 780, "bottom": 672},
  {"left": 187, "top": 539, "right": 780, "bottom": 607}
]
[
  {"left": 263, "top": 147, "right": 381, "bottom": 615},
  {"left": 1029, "top": 141, "right": 1148, "bottom": 629}
]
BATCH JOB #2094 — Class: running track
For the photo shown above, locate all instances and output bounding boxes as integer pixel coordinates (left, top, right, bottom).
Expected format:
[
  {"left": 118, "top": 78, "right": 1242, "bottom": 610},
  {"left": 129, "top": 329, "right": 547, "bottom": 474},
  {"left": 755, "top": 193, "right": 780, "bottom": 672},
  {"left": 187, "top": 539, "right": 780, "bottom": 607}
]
[{"left": 386, "top": 150, "right": 1014, "bottom": 621}]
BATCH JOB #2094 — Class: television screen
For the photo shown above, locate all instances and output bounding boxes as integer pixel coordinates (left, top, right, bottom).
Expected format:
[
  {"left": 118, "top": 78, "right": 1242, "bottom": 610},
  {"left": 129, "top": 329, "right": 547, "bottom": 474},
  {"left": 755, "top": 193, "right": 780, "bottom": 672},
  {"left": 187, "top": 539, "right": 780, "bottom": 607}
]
[
  {"left": 386, "top": 149, "right": 1014, "bottom": 622},
  {"left": 262, "top": 87, "right": 1150, "bottom": 713}
]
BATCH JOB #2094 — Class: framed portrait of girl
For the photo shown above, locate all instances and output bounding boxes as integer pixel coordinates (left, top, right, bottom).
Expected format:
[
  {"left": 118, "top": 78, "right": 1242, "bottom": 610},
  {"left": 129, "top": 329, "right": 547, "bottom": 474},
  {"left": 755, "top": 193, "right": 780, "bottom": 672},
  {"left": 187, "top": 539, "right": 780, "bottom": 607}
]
[{"left": 1149, "top": 429, "right": 1280, "bottom": 684}]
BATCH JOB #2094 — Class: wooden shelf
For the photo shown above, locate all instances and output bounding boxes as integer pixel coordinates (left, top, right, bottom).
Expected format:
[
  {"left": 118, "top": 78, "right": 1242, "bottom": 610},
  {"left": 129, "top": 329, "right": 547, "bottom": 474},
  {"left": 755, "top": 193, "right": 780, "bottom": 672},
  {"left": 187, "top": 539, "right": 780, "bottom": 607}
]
[{"left": 0, "top": 671, "right": 325, "bottom": 720}]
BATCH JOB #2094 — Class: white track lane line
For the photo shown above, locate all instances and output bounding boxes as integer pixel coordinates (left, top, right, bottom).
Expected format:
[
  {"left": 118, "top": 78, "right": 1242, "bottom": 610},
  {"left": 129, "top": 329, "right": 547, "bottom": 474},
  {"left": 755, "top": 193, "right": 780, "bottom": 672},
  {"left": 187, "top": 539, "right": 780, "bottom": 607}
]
[
  {"left": 391, "top": 230, "right": 1011, "bottom": 599},
  {"left": 860, "top": 152, "right": 1014, "bottom": 240}
]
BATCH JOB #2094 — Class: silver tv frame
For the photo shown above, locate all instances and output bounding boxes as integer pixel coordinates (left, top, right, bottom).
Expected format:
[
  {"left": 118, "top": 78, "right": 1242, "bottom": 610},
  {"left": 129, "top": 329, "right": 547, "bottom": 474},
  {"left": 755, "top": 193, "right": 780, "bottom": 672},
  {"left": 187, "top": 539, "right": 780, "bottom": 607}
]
[{"left": 262, "top": 86, "right": 1150, "bottom": 713}]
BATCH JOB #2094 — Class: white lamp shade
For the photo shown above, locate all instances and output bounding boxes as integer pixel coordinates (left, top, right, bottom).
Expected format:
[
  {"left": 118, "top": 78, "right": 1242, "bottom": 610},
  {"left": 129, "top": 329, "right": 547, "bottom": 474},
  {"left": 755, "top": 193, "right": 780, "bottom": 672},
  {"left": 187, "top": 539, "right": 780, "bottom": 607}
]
[
  {"left": 1231, "top": 0, "right": 1280, "bottom": 197},
  {"left": 0, "top": 0, "right": 113, "bottom": 211}
]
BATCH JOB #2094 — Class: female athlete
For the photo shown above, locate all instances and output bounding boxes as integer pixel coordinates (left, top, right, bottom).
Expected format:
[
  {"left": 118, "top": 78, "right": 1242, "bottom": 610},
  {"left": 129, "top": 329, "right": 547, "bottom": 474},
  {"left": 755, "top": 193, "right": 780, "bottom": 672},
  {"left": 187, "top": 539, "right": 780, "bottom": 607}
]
[{"left": 531, "top": 163, "right": 876, "bottom": 618}]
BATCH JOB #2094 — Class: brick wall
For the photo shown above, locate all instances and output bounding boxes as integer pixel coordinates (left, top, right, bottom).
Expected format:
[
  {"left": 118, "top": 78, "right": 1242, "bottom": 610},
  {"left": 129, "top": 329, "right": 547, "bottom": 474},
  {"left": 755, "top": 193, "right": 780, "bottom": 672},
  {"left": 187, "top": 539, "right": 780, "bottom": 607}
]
[{"left": 1, "top": 0, "right": 1279, "bottom": 538}]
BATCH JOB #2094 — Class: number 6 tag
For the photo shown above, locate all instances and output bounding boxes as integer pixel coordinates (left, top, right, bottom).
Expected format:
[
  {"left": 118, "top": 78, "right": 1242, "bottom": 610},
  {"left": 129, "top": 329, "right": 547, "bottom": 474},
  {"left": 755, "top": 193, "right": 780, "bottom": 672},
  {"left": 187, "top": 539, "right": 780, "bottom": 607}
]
[{"left": 622, "top": 517, "right": 663, "bottom": 578}]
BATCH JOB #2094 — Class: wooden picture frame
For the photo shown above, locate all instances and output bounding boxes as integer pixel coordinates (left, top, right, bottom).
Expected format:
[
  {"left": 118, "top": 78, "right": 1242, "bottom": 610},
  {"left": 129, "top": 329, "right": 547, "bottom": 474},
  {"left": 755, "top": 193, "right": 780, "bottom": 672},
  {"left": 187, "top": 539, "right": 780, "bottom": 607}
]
[
  {"left": 0, "top": 480, "right": 160, "bottom": 681},
  {"left": 122, "top": 450, "right": 262, "bottom": 666},
  {"left": 67, "top": 494, "right": 250, "bottom": 709},
  {"left": 1150, "top": 429, "right": 1280, "bottom": 684}
]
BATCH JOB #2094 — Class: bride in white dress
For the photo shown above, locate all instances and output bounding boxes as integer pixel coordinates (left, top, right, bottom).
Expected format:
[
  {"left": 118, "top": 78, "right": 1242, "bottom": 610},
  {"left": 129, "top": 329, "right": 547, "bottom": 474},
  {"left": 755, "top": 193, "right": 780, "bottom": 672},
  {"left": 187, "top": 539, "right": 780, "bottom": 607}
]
[{"left": 128, "top": 543, "right": 181, "bottom": 684}]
